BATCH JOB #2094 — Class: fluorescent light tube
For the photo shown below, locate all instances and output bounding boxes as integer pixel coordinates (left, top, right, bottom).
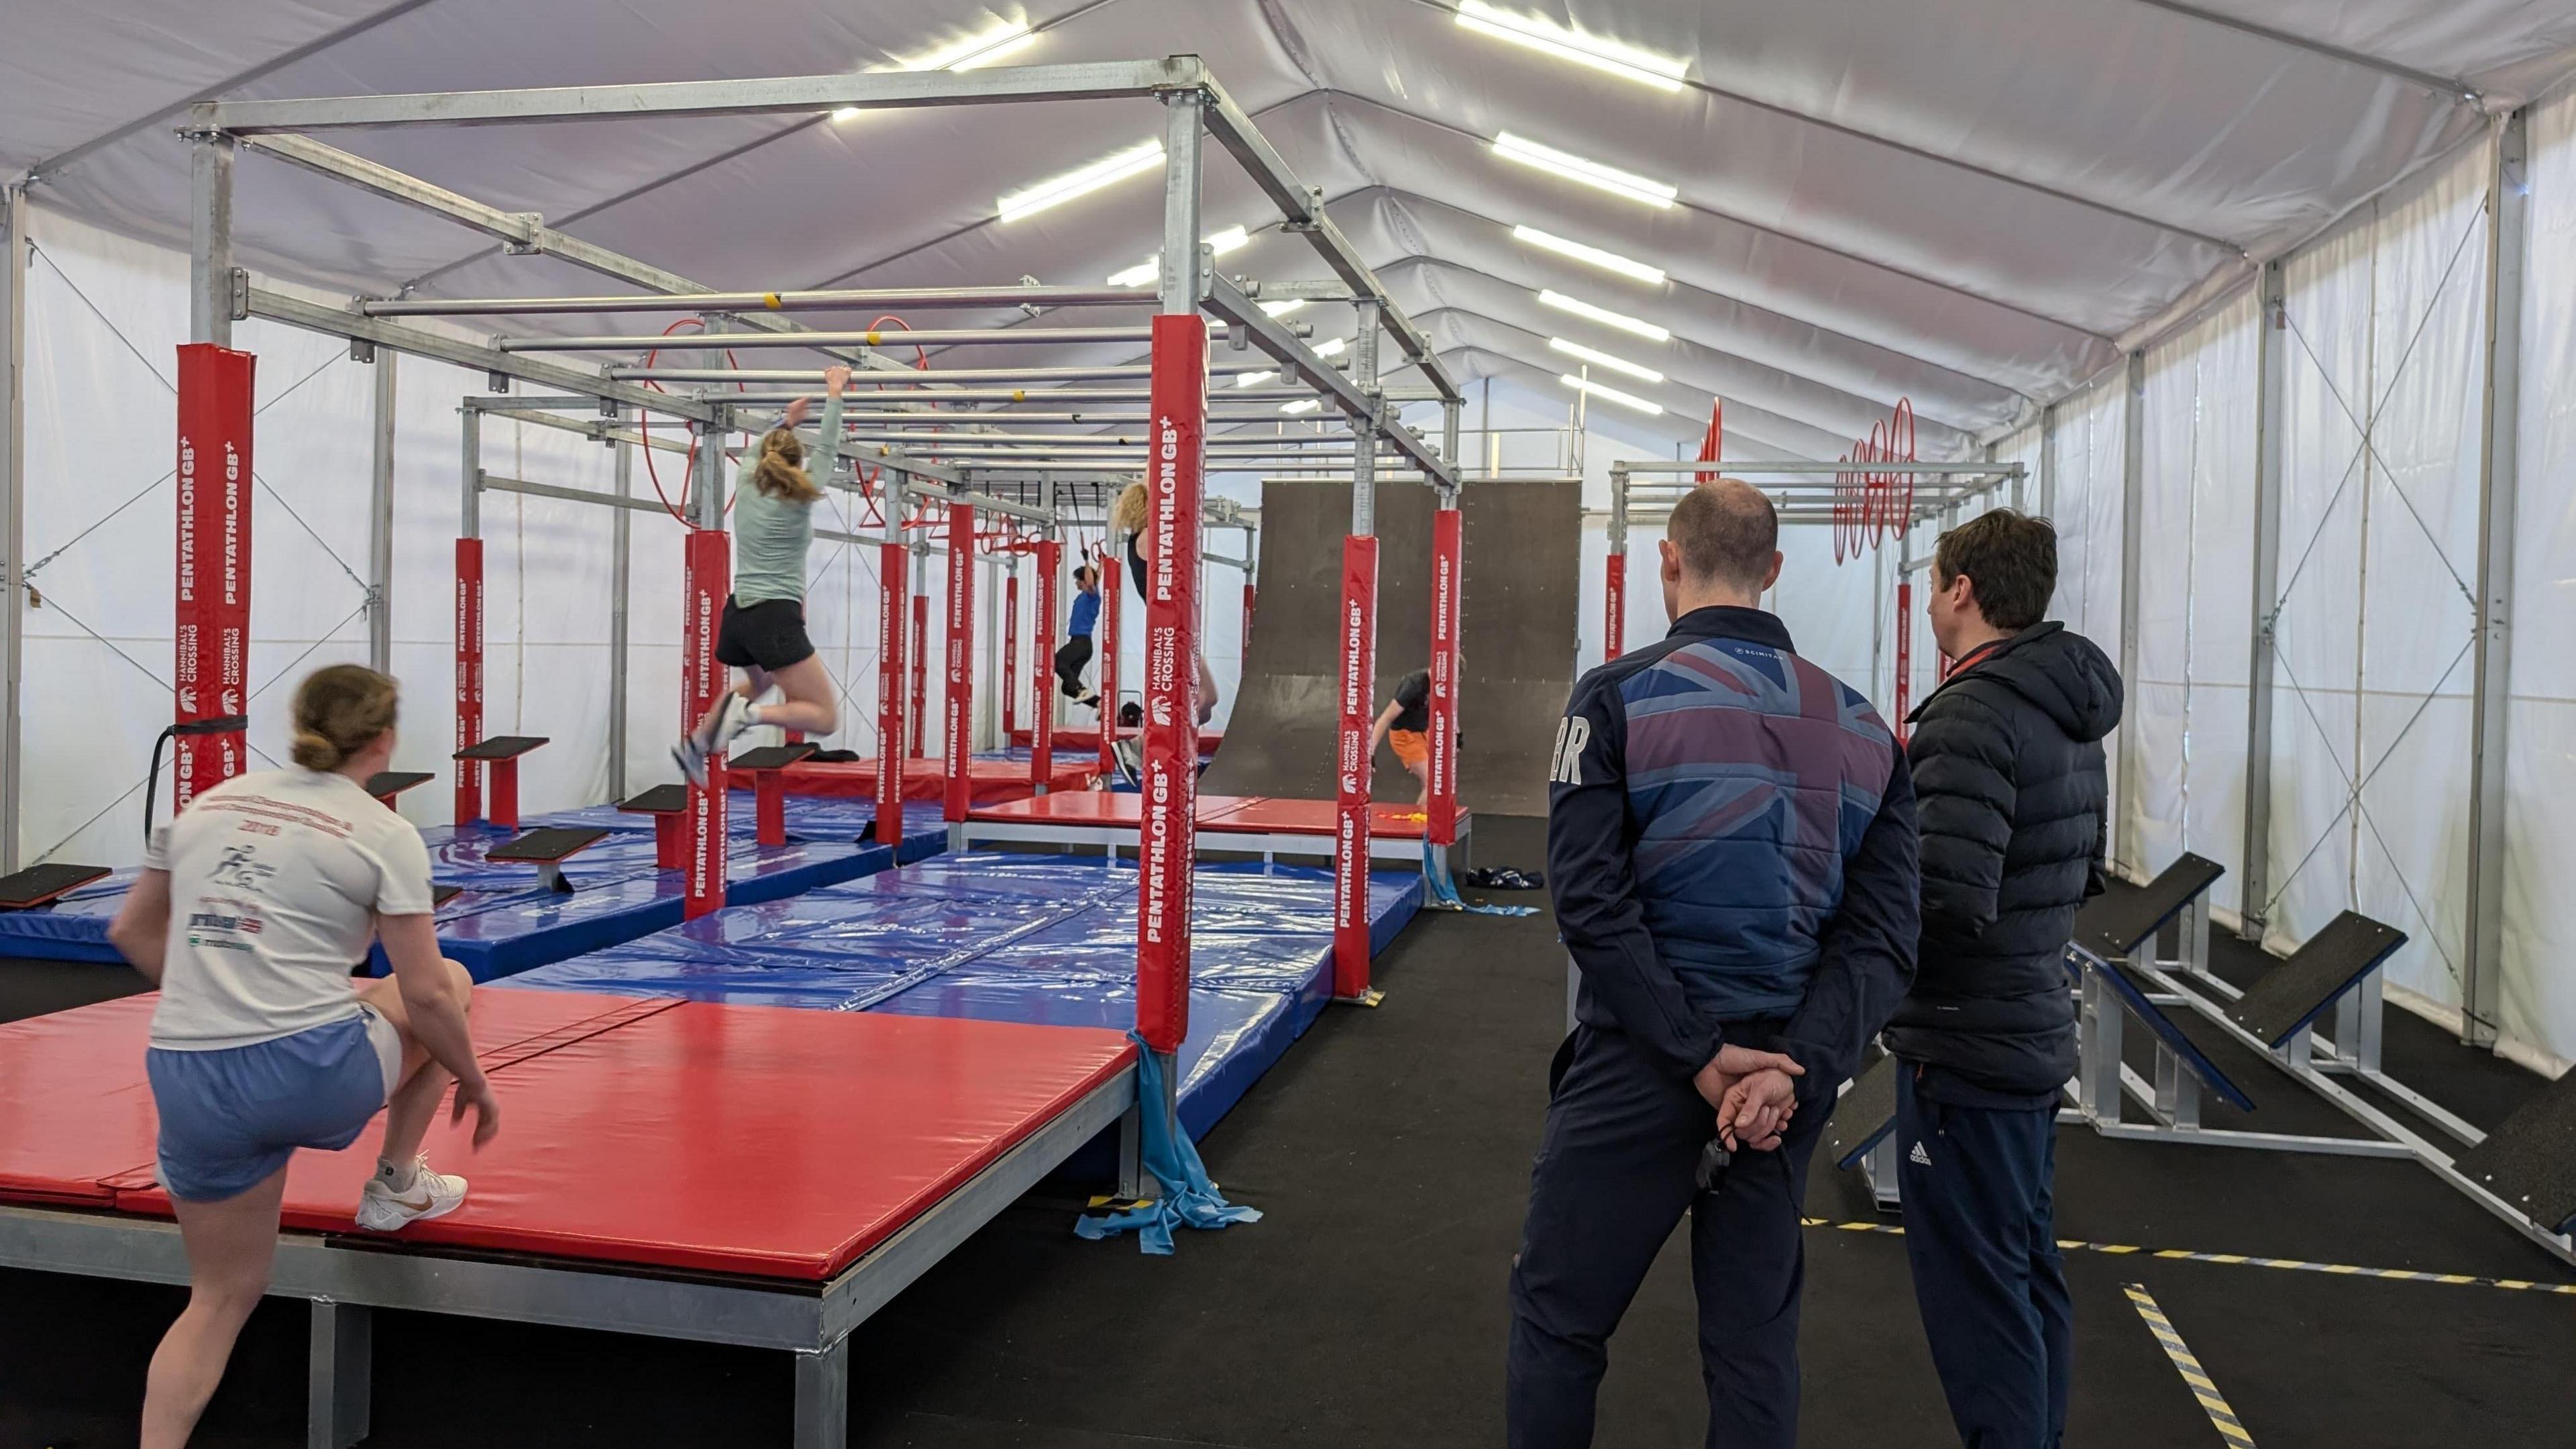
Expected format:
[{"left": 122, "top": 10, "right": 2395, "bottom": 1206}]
[
  {"left": 1538, "top": 288, "right": 1670, "bottom": 340},
  {"left": 998, "top": 140, "right": 1164, "bottom": 222},
  {"left": 1237, "top": 370, "right": 1278, "bottom": 388},
  {"left": 1312, "top": 336, "right": 1348, "bottom": 358},
  {"left": 1549, "top": 337, "right": 1663, "bottom": 382},
  {"left": 1455, "top": 1, "right": 1688, "bottom": 91},
  {"left": 1106, "top": 225, "right": 1251, "bottom": 287},
  {"left": 1260, "top": 299, "right": 1307, "bottom": 318},
  {"left": 904, "top": 19, "right": 1036, "bottom": 72},
  {"left": 1511, "top": 225, "right": 1664, "bottom": 284},
  {"left": 1281, "top": 398, "right": 1321, "bottom": 415},
  {"left": 1493, "top": 132, "right": 1676, "bottom": 208},
  {"left": 1559, "top": 374, "right": 1663, "bottom": 414}
]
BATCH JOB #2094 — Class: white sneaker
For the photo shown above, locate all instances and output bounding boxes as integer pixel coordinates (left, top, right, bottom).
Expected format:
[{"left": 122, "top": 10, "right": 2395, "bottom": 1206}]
[
  {"left": 706, "top": 692, "right": 756, "bottom": 753},
  {"left": 355, "top": 1156, "right": 468, "bottom": 1232},
  {"left": 672, "top": 734, "right": 710, "bottom": 789}
]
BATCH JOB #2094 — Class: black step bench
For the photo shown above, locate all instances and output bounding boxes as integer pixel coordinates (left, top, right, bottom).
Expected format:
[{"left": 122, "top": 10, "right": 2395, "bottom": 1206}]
[
  {"left": 0, "top": 862, "right": 112, "bottom": 911},
  {"left": 452, "top": 735, "right": 548, "bottom": 830},
  {"left": 484, "top": 825, "right": 609, "bottom": 894},
  {"left": 2452, "top": 1069, "right": 2576, "bottom": 1238},
  {"left": 363, "top": 771, "right": 435, "bottom": 812},
  {"left": 2063, "top": 854, "right": 2254, "bottom": 1138}
]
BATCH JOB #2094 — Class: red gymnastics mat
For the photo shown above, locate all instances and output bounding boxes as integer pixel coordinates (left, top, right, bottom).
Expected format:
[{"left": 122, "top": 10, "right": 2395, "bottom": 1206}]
[
  {"left": 0, "top": 989, "right": 1134, "bottom": 1281},
  {"left": 766, "top": 757, "right": 1098, "bottom": 804},
  {"left": 971, "top": 792, "right": 1464, "bottom": 841}
]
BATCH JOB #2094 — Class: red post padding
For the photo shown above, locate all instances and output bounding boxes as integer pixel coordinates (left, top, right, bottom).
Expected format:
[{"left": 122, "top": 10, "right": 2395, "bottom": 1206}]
[
  {"left": 654, "top": 812, "right": 684, "bottom": 869},
  {"left": 754, "top": 768, "right": 790, "bottom": 847},
  {"left": 1136, "top": 313, "right": 1205, "bottom": 1056},
  {"left": 1427, "top": 506, "right": 1462, "bottom": 847},
  {"left": 907, "top": 594, "right": 929, "bottom": 758},
  {"left": 683, "top": 529, "right": 730, "bottom": 919},
  {"left": 943, "top": 501, "right": 976, "bottom": 823},
  {"left": 1603, "top": 548, "right": 1625, "bottom": 663},
  {"left": 1242, "top": 579, "right": 1255, "bottom": 664},
  {"left": 1002, "top": 568, "right": 1020, "bottom": 739},
  {"left": 174, "top": 343, "right": 254, "bottom": 816},
  {"left": 875, "top": 541, "right": 907, "bottom": 847},
  {"left": 1097, "top": 544, "right": 1119, "bottom": 774},
  {"left": 453, "top": 537, "right": 484, "bottom": 824},
  {"left": 1893, "top": 577, "right": 1914, "bottom": 747},
  {"left": 1031, "top": 539, "right": 1059, "bottom": 789},
  {"left": 1332, "top": 533, "right": 1379, "bottom": 999},
  {"left": 488, "top": 759, "right": 521, "bottom": 831}
]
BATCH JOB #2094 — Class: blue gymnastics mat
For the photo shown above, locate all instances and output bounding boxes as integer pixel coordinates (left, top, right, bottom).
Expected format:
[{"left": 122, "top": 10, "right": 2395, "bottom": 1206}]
[
  {"left": 0, "top": 798, "right": 949, "bottom": 978},
  {"left": 502, "top": 851, "right": 1423, "bottom": 1139}
]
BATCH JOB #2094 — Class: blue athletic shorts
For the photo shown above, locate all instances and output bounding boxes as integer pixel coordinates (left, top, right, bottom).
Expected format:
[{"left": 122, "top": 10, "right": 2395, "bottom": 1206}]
[{"left": 146, "top": 1007, "right": 402, "bottom": 1203}]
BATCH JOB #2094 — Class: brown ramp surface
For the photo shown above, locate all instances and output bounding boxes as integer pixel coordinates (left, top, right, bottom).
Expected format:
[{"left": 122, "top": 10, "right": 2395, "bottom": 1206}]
[{"left": 1204, "top": 477, "right": 1580, "bottom": 814}]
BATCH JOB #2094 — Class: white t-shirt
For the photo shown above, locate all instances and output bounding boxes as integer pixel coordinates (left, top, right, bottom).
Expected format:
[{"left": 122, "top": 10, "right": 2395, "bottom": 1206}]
[{"left": 144, "top": 767, "right": 435, "bottom": 1051}]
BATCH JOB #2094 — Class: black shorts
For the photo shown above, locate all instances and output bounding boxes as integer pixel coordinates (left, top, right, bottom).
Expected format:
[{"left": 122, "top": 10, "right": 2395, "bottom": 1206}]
[{"left": 714, "top": 596, "right": 814, "bottom": 672}]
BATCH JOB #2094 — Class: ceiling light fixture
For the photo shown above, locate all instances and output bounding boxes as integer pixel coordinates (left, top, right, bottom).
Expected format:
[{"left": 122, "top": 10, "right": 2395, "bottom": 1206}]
[
  {"left": 902, "top": 18, "right": 1037, "bottom": 72},
  {"left": 1259, "top": 299, "right": 1307, "bottom": 318},
  {"left": 1538, "top": 288, "right": 1670, "bottom": 340},
  {"left": 1454, "top": 1, "right": 1688, "bottom": 91},
  {"left": 1106, "top": 225, "right": 1252, "bottom": 287},
  {"left": 1559, "top": 374, "right": 1663, "bottom": 415},
  {"left": 1548, "top": 337, "right": 1663, "bottom": 382},
  {"left": 1312, "top": 335, "right": 1348, "bottom": 358},
  {"left": 1492, "top": 132, "right": 1677, "bottom": 208},
  {"left": 997, "top": 139, "right": 1164, "bottom": 222},
  {"left": 1511, "top": 224, "right": 1665, "bottom": 284},
  {"left": 1281, "top": 398, "right": 1321, "bottom": 415},
  {"left": 1237, "top": 370, "right": 1278, "bottom": 388}
]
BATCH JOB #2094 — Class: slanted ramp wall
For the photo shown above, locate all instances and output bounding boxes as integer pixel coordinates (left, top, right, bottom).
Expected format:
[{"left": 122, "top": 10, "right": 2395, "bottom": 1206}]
[{"left": 1203, "top": 478, "right": 1579, "bottom": 816}]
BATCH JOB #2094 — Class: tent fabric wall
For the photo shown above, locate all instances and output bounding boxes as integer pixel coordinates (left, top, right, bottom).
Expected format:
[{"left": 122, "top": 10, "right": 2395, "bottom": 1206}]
[
  {"left": 2263, "top": 144, "right": 2489, "bottom": 1016},
  {"left": 2504, "top": 91, "right": 2576, "bottom": 1064},
  {"left": 2128, "top": 290, "right": 2259, "bottom": 914},
  {"left": 2045, "top": 374, "right": 2130, "bottom": 838}
]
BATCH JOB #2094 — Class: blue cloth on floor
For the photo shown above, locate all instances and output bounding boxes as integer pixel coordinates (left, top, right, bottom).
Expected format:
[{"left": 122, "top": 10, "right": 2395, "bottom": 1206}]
[
  {"left": 1073, "top": 1038, "right": 1261, "bottom": 1255},
  {"left": 1422, "top": 841, "right": 1541, "bottom": 916}
]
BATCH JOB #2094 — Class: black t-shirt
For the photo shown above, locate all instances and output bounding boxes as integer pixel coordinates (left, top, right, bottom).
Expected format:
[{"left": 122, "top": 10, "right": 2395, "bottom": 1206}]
[
  {"left": 1126, "top": 532, "right": 1149, "bottom": 601},
  {"left": 1391, "top": 669, "right": 1431, "bottom": 732}
]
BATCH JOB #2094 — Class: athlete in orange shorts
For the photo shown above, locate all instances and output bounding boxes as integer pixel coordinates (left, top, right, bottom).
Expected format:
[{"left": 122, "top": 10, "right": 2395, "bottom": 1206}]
[{"left": 1371, "top": 667, "right": 1434, "bottom": 806}]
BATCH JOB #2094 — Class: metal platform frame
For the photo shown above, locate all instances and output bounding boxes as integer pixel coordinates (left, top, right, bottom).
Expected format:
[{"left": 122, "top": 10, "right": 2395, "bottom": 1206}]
[
  {"left": 0, "top": 1062, "right": 1139, "bottom": 1449},
  {"left": 954, "top": 812, "right": 1470, "bottom": 872}
]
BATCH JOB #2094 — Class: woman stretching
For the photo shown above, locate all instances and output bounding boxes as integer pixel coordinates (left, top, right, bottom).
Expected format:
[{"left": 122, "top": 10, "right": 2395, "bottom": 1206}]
[
  {"left": 1111, "top": 480, "right": 1220, "bottom": 726},
  {"left": 674, "top": 365, "right": 849, "bottom": 783},
  {"left": 108, "top": 665, "right": 500, "bottom": 1449}
]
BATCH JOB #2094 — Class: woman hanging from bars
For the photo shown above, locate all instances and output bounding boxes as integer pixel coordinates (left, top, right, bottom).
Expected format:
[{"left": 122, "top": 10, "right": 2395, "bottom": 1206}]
[
  {"left": 1111, "top": 480, "right": 1220, "bottom": 727},
  {"left": 674, "top": 364, "right": 851, "bottom": 785}
]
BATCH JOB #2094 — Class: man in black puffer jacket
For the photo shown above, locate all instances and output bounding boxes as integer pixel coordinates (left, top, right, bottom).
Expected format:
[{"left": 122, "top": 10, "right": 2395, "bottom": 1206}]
[{"left": 1888, "top": 509, "right": 2121, "bottom": 1449}]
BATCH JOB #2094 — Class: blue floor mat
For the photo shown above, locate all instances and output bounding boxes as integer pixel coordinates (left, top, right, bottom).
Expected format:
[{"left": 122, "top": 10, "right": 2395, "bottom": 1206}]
[
  {"left": 0, "top": 798, "right": 949, "bottom": 974},
  {"left": 504, "top": 852, "right": 1423, "bottom": 1138}
]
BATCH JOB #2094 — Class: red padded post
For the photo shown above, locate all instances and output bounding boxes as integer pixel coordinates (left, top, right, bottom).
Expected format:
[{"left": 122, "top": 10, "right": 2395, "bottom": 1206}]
[
  {"left": 1603, "top": 548, "right": 1625, "bottom": 662},
  {"left": 453, "top": 537, "right": 484, "bottom": 824},
  {"left": 1894, "top": 577, "right": 1914, "bottom": 747},
  {"left": 682, "top": 528, "right": 730, "bottom": 919},
  {"left": 1136, "top": 313, "right": 1204, "bottom": 1057},
  {"left": 653, "top": 812, "right": 684, "bottom": 870},
  {"left": 1097, "top": 543, "right": 1118, "bottom": 773},
  {"left": 1427, "top": 504, "right": 1462, "bottom": 847},
  {"left": 753, "top": 767, "right": 790, "bottom": 847},
  {"left": 943, "top": 501, "right": 976, "bottom": 822},
  {"left": 875, "top": 540, "right": 907, "bottom": 847},
  {"left": 174, "top": 343, "right": 254, "bottom": 815},
  {"left": 1031, "top": 539, "right": 1059, "bottom": 790},
  {"left": 1332, "top": 534, "right": 1379, "bottom": 999},
  {"left": 1242, "top": 579, "right": 1255, "bottom": 664},
  {"left": 1002, "top": 566, "right": 1020, "bottom": 740},
  {"left": 488, "top": 758, "right": 520, "bottom": 832}
]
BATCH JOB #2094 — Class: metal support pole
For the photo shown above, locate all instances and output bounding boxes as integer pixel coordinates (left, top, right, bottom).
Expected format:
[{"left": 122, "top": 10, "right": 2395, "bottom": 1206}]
[
  {"left": 189, "top": 134, "right": 235, "bottom": 348},
  {"left": 1442, "top": 398, "right": 1461, "bottom": 474},
  {"left": 0, "top": 186, "right": 24, "bottom": 871},
  {"left": 608, "top": 426, "right": 633, "bottom": 798},
  {"left": 1605, "top": 464, "right": 1627, "bottom": 661},
  {"left": 2463, "top": 111, "right": 2527, "bottom": 1049},
  {"left": 306, "top": 1299, "right": 372, "bottom": 1449},
  {"left": 1352, "top": 311, "right": 1379, "bottom": 533},
  {"left": 2117, "top": 350, "right": 2147, "bottom": 875},
  {"left": 366, "top": 349, "right": 396, "bottom": 672},
  {"left": 2037, "top": 402, "right": 2058, "bottom": 520},
  {"left": 2241, "top": 260, "right": 2288, "bottom": 938}
]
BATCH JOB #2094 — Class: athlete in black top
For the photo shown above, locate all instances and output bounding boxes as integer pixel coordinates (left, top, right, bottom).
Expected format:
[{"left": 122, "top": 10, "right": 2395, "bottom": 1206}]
[
  {"left": 1369, "top": 668, "right": 1436, "bottom": 805},
  {"left": 1113, "top": 482, "right": 1218, "bottom": 725}
]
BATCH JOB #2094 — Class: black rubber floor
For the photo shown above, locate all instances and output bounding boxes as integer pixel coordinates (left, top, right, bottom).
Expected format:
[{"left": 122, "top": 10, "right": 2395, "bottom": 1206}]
[{"left": 2, "top": 818, "right": 2570, "bottom": 1446}]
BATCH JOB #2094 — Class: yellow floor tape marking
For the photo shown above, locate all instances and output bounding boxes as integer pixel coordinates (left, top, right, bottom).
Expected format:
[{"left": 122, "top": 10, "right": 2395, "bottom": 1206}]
[
  {"left": 1807, "top": 1220, "right": 2576, "bottom": 1297},
  {"left": 2125, "top": 1283, "right": 2257, "bottom": 1447}
]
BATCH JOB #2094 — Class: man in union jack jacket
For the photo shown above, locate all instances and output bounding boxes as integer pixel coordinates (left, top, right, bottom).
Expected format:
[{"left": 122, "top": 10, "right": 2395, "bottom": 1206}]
[{"left": 1507, "top": 480, "right": 1920, "bottom": 1449}]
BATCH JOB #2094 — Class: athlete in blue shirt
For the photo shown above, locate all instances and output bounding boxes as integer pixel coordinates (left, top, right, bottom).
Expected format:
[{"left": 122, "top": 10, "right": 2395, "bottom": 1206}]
[{"left": 1055, "top": 564, "right": 1102, "bottom": 708}]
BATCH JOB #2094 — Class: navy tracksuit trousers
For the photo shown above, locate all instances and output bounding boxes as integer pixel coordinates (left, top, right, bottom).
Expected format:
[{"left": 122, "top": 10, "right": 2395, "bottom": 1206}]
[
  {"left": 1505, "top": 1026, "right": 1828, "bottom": 1449},
  {"left": 1894, "top": 1063, "right": 2073, "bottom": 1449}
]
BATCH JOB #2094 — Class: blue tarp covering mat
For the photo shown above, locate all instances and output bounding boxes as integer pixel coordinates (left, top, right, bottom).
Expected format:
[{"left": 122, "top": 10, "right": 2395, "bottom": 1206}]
[{"left": 504, "top": 852, "right": 1423, "bottom": 1138}]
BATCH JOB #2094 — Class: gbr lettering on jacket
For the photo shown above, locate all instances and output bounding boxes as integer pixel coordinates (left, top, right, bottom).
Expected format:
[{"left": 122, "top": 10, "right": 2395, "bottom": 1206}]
[{"left": 1549, "top": 715, "right": 1590, "bottom": 786}]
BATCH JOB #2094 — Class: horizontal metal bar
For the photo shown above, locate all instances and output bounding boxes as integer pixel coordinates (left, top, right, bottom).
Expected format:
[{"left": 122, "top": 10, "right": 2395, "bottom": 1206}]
[
  {"left": 366, "top": 284, "right": 1155, "bottom": 319},
  {"left": 502, "top": 326, "right": 1159, "bottom": 353},
  {"left": 480, "top": 472, "right": 681, "bottom": 518},
  {"left": 1246, "top": 280, "right": 1360, "bottom": 303},
  {"left": 471, "top": 406, "right": 693, "bottom": 454},
  {"left": 246, "top": 287, "right": 716, "bottom": 423},
  {"left": 824, "top": 411, "right": 1362, "bottom": 426},
  {"left": 1616, "top": 460, "right": 2023, "bottom": 477},
  {"left": 195, "top": 58, "right": 1199, "bottom": 133},
  {"left": 625, "top": 364, "right": 1273, "bottom": 385},
  {"left": 837, "top": 431, "right": 1368, "bottom": 447}
]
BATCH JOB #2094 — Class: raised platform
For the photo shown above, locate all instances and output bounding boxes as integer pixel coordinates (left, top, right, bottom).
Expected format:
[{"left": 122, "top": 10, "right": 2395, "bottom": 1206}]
[
  {"left": 765, "top": 756, "right": 1099, "bottom": 804},
  {"left": 0, "top": 989, "right": 1137, "bottom": 1444},
  {"left": 960, "top": 790, "right": 1468, "bottom": 866},
  {"left": 503, "top": 851, "right": 1421, "bottom": 1140},
  {"left": 0, "top": 798, "right": 950, "bottom": 979}
]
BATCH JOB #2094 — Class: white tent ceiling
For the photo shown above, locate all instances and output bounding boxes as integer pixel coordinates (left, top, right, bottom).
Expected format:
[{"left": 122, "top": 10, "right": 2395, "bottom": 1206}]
[{"left": 9, "top": 0, "right": 2574, "bottom": 458}]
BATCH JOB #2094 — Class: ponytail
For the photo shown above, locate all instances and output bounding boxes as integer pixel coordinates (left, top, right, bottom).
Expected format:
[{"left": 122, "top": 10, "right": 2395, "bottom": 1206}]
[
  {"left": 289, "top": 664, "right": 398, "bottom": 771},
  {"left": 751, "top": 427, "right": 824, "bottom": 504}
]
